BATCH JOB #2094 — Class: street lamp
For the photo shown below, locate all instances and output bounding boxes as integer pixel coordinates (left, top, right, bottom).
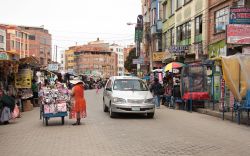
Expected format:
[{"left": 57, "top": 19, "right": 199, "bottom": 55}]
[{"left": 126, "top": 20, "right": 143, "bottom": 77}]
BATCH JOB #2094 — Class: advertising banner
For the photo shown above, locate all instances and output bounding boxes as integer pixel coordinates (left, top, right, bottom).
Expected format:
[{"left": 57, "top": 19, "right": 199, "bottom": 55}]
[
  {"left": 230, "top": 7, "right": 250, "bottom": 24},
  {"left": 48, "top": 64, "right": 59, "bottom": 71},
  {"left": 15, "top": 69, "right": 32, "bottom": 88},
  {"left": 0, "top": 52, "right": 9, "bottom": 60},
  {"left": 153, "top": 52, "right": 166, "bottom": 61},
  {"left": 227, "top": 24, "right": 250, "bottom": 44}
]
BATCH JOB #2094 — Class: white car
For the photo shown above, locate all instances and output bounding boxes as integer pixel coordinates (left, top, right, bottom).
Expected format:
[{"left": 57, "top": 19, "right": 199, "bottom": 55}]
[{"left": 103, "top": 76, "right": 155, "bottom": 118}]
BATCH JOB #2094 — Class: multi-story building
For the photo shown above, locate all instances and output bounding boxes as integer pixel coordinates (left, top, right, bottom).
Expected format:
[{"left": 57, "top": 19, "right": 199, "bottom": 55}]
[
  {"left": 142, "top": 0, "right": 163, "bottom": 71},
  {"left": 0, "top": 24, "right": 52, "bottom": 65},
  {"left": 0, "top": 27, "right": 6, "bottom": 51},
  {"left": 161, "top": 0, "right": 208, "bottom": 63},
  {"left": 65, "top": 39, "right": 117, "bottom": 78},
  {"left": 19, "top": 26, "right": 52, "bottom": 66},
  {"left": 1, "top": 24, "right": 30, "bottom": 60},
  {"left": 110, "top": 43, "right": 124, "bottom": 76},
  {"left": 65, "top": 47, "right": 76, "bottom": 72},
  {"left": 207, "top": 0, "right": 250, "bottom": 58}
]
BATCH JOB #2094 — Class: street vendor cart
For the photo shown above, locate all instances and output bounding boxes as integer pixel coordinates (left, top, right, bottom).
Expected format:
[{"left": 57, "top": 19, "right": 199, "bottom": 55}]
[{"left": 40, "top": 88, "right": 70, "bottom": 126}]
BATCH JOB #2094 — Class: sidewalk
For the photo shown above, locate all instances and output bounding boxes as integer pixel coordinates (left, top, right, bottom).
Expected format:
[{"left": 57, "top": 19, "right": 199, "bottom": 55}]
[{"left": 196, "top": 108, "right": 250, "bottom": 125}]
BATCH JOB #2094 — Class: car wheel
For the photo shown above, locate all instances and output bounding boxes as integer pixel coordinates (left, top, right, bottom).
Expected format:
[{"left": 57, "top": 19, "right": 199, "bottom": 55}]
[
  {"left": 109, "top": 104, "right": 115, "bottom": 118},
  {"left": 147, "top": 113, "right": 154, "bottom": 119},
  {"left": 103, "top": 99, "right": 108, "bottom": 112}
]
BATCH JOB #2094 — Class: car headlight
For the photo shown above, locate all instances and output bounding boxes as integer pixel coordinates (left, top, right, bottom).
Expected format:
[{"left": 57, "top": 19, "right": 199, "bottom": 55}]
[
  {"left": 113, "top": 97, "right": 126, "bottom": 104},
  {"left": 144, "top": 98, "right": 154, "bottom": 104}
]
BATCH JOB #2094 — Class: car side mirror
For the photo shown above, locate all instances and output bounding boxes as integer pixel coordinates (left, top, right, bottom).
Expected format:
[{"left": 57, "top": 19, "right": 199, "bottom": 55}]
[{"left": 106, "top": 88, "right": 112, "bottom": 91}]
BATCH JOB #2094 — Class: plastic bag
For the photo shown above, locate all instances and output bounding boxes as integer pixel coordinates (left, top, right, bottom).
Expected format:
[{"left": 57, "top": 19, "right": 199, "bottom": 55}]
[{"left": 12, "top": 104, "right": 20, "bottom": 119}]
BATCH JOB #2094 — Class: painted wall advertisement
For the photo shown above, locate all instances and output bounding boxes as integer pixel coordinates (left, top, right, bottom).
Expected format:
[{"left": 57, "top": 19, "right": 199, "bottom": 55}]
[
  {"left": 227, "top": 24, "right": 250, "bottom": 44},
  {"left": 15, "top": 69, "right": 32, "bottom": 88}
]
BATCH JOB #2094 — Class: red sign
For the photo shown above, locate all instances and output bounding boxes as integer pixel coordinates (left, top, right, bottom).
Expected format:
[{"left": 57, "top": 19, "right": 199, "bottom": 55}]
[{"left": 227, "top": 24, "right": 250, "bottom": 44}]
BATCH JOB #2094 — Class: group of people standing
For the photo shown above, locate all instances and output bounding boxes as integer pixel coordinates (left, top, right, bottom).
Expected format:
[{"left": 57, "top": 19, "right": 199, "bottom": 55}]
[{"left": 149, "top": 77, "right": 173, "bottom": 109}]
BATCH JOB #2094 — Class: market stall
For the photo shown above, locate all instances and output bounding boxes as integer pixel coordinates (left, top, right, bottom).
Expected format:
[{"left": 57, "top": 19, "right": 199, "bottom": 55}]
[
  {"left": 181, "top": 63, "right": 210, "bottom": 112},
  {"left": 163, "top": 62, "right": 185, "bottom": 109},
  {"left": 0, "top": 51, "right": 20, "bottom": 124},
  {"left": 221, "top": 54, "right": 250, "bottom": 124}
]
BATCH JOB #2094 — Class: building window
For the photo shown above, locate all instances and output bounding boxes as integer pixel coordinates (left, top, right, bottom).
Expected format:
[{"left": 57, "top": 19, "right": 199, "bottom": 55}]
[
  {"left": 11, "top": 40, "right": 15, "bottom": 48},
  {"left": 177, "top": 21, "right": 191, "bottom": 45},
  {"left": 195, "top": 15, "right": 202, "bottom": 42},
  {"left": 170, "top": 27, "right": 175, "bottom": 46},
  {"left": 215, "top": 7, "right": 229, "bottom": 33},
  {"left": 0, "top": 35, "right": 4, "bottom": 43},
  {"left": 163, "top": 2, "right": 167, "bottom": 20},
  {"left": 170, "top": 0, "right": 175, "bottom": 16},
  {"left": 176, "top": 25, "right": 183, "bottom": 44},
  {"left": 151, "top": 8, "right": 157, "bottom": 25},
  {"left": 16, "top": 41, "right": 20, "bottom": 50},
  {"left": 164, "top": 32, "right": 168, "bottom": 49},
  {"left": 184, "top": 0, "right": 192, "bottom": 4},
  {"left": 237, "top": 0, "right": 245, "bottom": 6},
  {"left": 177, "top": 0, "right": 183, "bottom": 9},
  {"left": 29, "top": 35, "right": 36, "bottom": 40}
]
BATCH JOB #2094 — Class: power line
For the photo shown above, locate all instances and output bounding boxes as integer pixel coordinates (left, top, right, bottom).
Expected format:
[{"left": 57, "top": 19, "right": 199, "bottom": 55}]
[{"left": 50, "top": 29, "right": 134, "bottom": 36}]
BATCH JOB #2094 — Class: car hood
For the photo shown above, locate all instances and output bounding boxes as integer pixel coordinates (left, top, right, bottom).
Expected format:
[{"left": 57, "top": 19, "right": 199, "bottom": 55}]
[{"left": 112, "top": 90, "right": 153, "bottom": 100}]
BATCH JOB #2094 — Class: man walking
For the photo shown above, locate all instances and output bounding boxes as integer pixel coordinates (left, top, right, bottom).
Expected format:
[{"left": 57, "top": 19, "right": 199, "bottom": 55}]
[{"left": 150, "top": 78, "right": 164, "bottom": 109}]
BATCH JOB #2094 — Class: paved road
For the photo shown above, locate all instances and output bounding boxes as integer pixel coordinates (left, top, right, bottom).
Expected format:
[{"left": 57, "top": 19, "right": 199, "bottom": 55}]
[{"left": 1, "top": 89, "right": 250, "bottom": 156}]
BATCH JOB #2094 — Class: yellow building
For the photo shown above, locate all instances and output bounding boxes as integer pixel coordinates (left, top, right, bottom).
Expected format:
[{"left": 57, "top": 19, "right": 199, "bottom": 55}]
[{"left": 64, "top": 48, "right": 75, "bottom": 72}]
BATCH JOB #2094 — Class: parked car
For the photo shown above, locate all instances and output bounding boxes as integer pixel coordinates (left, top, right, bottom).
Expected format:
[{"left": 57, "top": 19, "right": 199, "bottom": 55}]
[{"left": 103, "top": 76, "right": 155, "bottom": 118}]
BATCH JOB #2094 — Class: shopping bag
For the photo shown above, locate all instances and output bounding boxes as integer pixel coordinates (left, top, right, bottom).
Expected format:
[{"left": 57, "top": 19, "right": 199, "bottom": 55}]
[{"left": 12, "top": 104, "right": 20, "bottom": 119}]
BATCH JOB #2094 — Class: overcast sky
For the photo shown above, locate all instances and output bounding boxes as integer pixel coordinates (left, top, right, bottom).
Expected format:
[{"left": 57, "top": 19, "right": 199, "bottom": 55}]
[{"left": 0, "top": 0, "right": 141, "bottom": 60}]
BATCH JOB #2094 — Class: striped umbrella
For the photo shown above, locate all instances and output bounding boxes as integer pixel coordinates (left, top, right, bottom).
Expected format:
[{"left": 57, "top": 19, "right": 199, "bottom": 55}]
[{"left": 164, "top": 62, "right": 186, "bottom": 72}]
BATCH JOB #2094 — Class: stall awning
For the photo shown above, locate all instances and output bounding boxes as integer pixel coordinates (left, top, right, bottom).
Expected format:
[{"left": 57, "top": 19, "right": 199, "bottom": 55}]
[
  {"left": 19, "top": 56, "right": 41, "bottom": 67},
  {"left": 162, "top": 52, "right": 174, "bottom": 64}
]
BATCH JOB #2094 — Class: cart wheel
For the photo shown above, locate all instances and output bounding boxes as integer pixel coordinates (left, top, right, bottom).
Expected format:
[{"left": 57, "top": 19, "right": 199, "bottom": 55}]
[
  {"left": 45, "top": 117, "right": 48, "bottom": 126},
  {"left": 61, "top": 117, "right": 65, "bottom": 125}
]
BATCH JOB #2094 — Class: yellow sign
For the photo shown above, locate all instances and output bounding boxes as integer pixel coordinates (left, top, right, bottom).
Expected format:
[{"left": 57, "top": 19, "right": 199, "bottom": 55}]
[
  {"left": 15, "top": 69, "right": 32, "bottom": 88},
  {"left": 153, "top": 52, "right": 166, "bottom": 61}
]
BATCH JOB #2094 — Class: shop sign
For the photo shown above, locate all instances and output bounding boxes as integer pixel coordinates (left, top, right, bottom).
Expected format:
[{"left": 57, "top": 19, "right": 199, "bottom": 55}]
[
  {"left": 134, "top": 27, "right": 143, "bottom": 42},
  {"left": 48, "top": 64, "right": 59, "bottom": 71},
  {"left": 153, "top": 52, "right": 166, "bottom": 61},
  {"left": 230, "top": 7, "right": 250, "bottom": 24},
  {"left": 167, "top": 45, "right": 188, "bottom": 54},
  {"left": 0, "top": 52, "right": 9, "bottom": 60},
  {"left": 133, "top": 58, "right": 144, "bottom": 64},
  {"left": 227, "top": 24, "right": 250, "bottom": 44}
]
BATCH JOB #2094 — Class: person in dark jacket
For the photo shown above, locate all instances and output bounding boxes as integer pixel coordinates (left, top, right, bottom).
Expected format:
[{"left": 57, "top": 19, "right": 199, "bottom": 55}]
[
  {"left": 0, "top": 89, "right": 15, "bottom": 124},
  {"left": 150, "top": 78, "right": 163, "bottom": 109}
]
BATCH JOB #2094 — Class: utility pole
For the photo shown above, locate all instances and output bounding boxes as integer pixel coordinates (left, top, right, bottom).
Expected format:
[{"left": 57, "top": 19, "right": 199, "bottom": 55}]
[{"left": 55, "top": 45, "right": 57, "bottom": 63}]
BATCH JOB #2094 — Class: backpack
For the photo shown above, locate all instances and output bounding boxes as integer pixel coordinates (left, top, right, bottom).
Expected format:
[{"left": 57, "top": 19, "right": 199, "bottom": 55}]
[
  {"left": 153, "top": 83, "right": 164, "bottom": 95},
  {"left": 158, "top": 84, "right": 165, "bottom": 95}
]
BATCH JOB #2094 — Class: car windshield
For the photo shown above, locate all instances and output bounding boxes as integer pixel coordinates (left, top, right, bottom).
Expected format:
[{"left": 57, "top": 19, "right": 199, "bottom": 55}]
[{"left": 113, "top": 79, "right": 148, "bottom": 91}]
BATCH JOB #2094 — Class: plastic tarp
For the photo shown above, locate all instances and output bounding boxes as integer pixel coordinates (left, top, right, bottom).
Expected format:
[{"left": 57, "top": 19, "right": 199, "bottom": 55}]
[
  {"left": 181, "top": 64, "right": 209, "bottom": 100},
  {"left": 181, "top": 64, "right": 208, "bottom": 93},
  {"left": 221, "top": 54, "right": 250, "bottom": 102}
]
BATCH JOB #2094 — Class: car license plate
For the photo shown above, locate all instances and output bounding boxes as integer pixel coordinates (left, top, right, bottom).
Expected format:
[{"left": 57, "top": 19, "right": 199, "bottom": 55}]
[{"left": 132, "top": 107, "right": 140, "bottom": 111}]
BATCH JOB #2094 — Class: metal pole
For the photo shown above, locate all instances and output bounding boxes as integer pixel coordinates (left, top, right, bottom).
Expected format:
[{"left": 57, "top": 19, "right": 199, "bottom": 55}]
[{"left": 212, "top": 66, "right": 215, "bottom": 110}]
